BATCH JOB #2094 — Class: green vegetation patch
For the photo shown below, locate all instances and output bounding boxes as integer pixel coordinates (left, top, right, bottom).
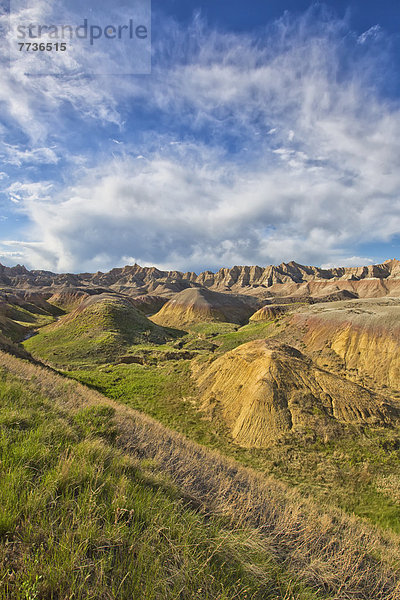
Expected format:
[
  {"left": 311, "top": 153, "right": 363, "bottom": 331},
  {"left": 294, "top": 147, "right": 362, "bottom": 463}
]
[
  {"left": 213, "top": 320, "right": 276, "bottom": 354},
  {"left": 0, "top": 369, "right": 320, "bottom": 600},
  {"left": 0, "top": 302, "right": 60, "bottom": 344},
  {"left": 24, "top": 298, "right": 182, "bottom": 368},
  {"left": 175, "top": 320, "right": 277, "bottom": 355},
  {"left": 67, "top": 362, "right": 225, "bottom": 446},
  {"left": 0, "top": 316, "right": 28, "bottom": 343},
  {"left": 67, "top": 361, "right": 400, "bottom": 535}
]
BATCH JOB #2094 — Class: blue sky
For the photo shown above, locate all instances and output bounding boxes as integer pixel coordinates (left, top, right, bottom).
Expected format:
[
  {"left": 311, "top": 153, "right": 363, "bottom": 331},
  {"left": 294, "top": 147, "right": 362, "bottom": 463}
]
[
  {"left": 158, "top": 0, "right": 400, "bottom": 35},
  {"left": 0, "top": 0, "right": 399, "bottom": 273}
]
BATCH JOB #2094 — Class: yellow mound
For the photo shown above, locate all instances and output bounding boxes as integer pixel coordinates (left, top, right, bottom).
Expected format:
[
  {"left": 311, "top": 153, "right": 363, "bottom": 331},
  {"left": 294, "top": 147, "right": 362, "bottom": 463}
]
[
  {"left": 198, "top": 340, "right": 399, "bottom": 448},
  {"left": 150, "top": 287, "right": 256, "bottom": 328},
  {"left": 250, "top": 304, "right": 292, "bottom": 321},
  {"left": 290, "top": 298, "right": 400, "bottom": 391}
]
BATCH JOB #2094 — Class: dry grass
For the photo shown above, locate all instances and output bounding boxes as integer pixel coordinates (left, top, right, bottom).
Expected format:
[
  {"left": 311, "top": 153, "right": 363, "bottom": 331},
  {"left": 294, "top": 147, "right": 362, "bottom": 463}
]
[
  {"left": 1, "top": 350, "right": 400, "bottom": 599},
  {"left": 376, "top": 475, "right": 400, "bottom": 504}
]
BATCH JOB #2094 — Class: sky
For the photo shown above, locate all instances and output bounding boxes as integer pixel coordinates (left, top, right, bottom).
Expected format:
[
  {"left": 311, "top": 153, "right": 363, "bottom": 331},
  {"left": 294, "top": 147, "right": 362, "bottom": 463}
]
[{"left": 0, "top": 0, "right": 400, "bottom": 274}]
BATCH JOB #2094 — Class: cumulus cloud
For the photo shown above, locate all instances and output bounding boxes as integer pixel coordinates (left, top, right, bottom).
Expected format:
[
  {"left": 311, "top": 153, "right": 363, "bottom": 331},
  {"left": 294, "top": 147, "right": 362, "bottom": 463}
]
[
  {"left": 10, "top": 139, "right": 400, "bottom": 272},
  {"left": 1, "top": 6, "right": 400, "bottom": 271}
]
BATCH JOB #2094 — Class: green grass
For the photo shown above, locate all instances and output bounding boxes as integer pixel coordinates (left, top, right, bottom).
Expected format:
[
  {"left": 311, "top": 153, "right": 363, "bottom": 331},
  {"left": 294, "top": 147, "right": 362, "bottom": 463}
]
[
  {"left": 212, "top": 320, "right": 277, "bottom": 354},
  {"left": 24, "top": 299, "right": 182, "bottom": 368},
  {"left": 66, "top": 360, "right": 400, "bottom": 535},
  {"left": 229, "top": 429, "right": 400, "bottom": 534},
  {"left": 179, "top": 320, "right": 277, "bottom": 354},
  {"left": 185, "top": 322, "right": 239, "bottom": 336},
  {"left": 0, "top": 303, "right": 60, "bottom": 344},
  {"left": 66, "top": 362, "right": 226, "bottom": 447},
  {"left": 0, "top": 369, "right": 322, "bottom": 600},
  {"left": 3, "top": 304, "right": 58, "bottom": 328},
  {"left": 170, "top": 320, "right": 277, "bottom": 357},
  {"left": 0, "top": 317, "right": 27, "bottom": 343},
  {"left": 21, "top": 313, "right": 400, "bottom": 535}
]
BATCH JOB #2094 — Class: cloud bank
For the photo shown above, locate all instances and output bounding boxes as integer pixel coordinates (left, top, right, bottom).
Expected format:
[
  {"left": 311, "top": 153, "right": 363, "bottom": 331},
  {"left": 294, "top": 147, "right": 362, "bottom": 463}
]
[{"left": 1, "top": 5, "right": 400, "bottom": 272}]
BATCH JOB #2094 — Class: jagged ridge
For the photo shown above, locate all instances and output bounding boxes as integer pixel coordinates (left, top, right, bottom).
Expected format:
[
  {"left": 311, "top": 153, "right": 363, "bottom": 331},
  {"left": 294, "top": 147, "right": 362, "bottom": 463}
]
[{"left": 1, "top": 258, "right": 399, "bottom": 294}]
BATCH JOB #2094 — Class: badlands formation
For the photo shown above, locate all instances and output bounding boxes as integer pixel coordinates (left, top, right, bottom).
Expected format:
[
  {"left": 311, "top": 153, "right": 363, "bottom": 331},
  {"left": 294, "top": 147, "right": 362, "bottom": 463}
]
[
  {"left": 0, "top": 258, "right": 399, "bottom": 448},
  {"left": 199, "top": 340, "right": 399, "bottom": 448}
]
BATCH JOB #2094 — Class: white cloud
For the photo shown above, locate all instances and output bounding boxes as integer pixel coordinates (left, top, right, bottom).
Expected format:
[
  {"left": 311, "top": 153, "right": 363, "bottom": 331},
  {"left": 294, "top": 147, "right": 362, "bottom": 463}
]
[
  {"left": 357, "top": 25, "right": 382, "bottom": 45},
  {"left": 7, "top": 137, "right": 400, "bottom": 272},
  {"left": 1, "top": 7, "right": 400, "bottom": 271},
  {"left": 321, "top": 256, "right": 375, "bottom": 269},
  {"left": 1, "top": 144, "right": 59, "bottom": 166},
  {"left": 6, "top": 181, "right": 53, "bottom": 204}
]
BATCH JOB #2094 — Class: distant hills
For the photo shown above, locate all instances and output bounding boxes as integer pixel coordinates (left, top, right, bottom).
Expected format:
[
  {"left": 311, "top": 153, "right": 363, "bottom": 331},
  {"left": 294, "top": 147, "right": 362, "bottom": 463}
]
[{"left": 0, "top": 258, "right": 399, "bottom": 299}]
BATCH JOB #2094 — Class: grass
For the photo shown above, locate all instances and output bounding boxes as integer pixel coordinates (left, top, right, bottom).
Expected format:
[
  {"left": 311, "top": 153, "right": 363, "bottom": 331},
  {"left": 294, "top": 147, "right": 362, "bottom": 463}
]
[
  {"left": 22, "top": 306, "right": 276, "bottom": 369},
  {"left": 66, "top": 358, "right": 400, "bottom": 535},
  {"left": 231, "top": 429, "right": 400, "bottom": 534},
  {"left": 0, "top": 366, "right": 323, "bottom": 600},
  {"left": 1, "top": 351, "right": 400, "bottom": 600},
  {"left": 175, "top": 320, "right": 277, "bottom": 355},
  {"left": 0, "top": 316, "right": 27, "bottom": 343},
  {"left": 2, "top": 303, "right": 58, "bottom": 328},
  {"left": 212, "top": 320, "right": 278, "bottom": 354},
  {"left": 184, "top": 322, "right": 239, "bottom": 336},
  {"left": 24, "top": 298, "right": 181, "bottom": 368},
  {"left": 23, "top": 311, "right": 400, "bottom": 535},
  {"left": 67, "top": 361, "right": 227, "bottom": 448},
  {"left": 0, "top": 302, "right": 60, "bottom": 344}
]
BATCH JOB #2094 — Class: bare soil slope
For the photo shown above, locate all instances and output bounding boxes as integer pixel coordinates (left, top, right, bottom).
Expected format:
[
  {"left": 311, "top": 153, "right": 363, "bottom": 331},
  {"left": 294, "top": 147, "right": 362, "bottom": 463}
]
[
  {"left": 199, "top": 340, "right": 400, "bottom": 448},
  {"left": 150, "top": 287, "right": 258, "bottom": 328},
  {"left": 288, "top": 298, "right": 400, "bottom": 392}
]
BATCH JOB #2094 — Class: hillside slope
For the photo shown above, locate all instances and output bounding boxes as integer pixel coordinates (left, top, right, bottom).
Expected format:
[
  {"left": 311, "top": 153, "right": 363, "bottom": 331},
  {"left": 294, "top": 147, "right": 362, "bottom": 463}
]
[
  {"left": 284, "top": 298, "right": 400, "bottom": 393},
  {"left": 1, "top": 350, "right": 400, "bottom": 600},
  {"left": 1, "top": 356, "right": 310, "bottom": 600},
  {"left": 150, "top": 287, "right": 258, "bottom": 328},
  {"left": 198, "top": 340, "right": 400, "bottom": 448},
  {"left": 24, "top": 294, "right": 178, "bottom": 368}
]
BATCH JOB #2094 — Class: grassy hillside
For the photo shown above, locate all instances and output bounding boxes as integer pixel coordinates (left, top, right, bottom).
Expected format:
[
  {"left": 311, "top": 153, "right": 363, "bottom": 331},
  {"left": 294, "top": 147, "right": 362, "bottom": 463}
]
[
  {"left": 21, "top": 306, "right": 400, "bottom": 534},
  {"left": 0, "top": 331, "right": 33, "bottom": 362},
  {"left": 68, "top": 358, "right": 400, "bottom": 534},
  {"left": 0, "top": 305, "right": 56, "bottom": 344},
  {"left": 0, "top": 360, "right": 320, "bottom": 600},
  {"left": 24, "top": 295, "right": 181, "bottom": 368},
  {"left": 1, "top": 351, "right": 400, "bottom": 599}
]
